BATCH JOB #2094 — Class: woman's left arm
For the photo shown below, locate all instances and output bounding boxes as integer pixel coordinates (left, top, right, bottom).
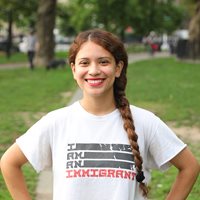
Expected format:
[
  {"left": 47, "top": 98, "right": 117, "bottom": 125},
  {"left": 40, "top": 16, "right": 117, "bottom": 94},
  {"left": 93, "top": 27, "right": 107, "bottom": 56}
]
[{"left": 166, "top": 147, "right": 200, "bottom": 200}]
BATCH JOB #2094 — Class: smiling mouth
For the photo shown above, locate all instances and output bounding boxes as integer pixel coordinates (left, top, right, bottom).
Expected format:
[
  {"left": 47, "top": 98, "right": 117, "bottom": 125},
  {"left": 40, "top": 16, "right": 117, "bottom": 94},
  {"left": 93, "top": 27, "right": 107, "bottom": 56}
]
[
  {"left": 86, "top": 79, "right": 104, "bottom": 84},
  {"left": 86, "top": 79, "right": 105, "bottom": 86}
]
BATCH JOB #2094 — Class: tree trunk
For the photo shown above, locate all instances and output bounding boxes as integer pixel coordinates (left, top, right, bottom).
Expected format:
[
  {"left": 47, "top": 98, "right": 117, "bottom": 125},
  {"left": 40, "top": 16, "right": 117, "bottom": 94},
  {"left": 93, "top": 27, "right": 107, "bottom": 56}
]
[
  {"left": 6, "top": 10, "right": 13, "bottom": 58},
  {"left": 188, "top": 1, "right": 200, "bottom": 60},
  {"left": 35, "top": 0, "right": 57, "bottom": 66}
]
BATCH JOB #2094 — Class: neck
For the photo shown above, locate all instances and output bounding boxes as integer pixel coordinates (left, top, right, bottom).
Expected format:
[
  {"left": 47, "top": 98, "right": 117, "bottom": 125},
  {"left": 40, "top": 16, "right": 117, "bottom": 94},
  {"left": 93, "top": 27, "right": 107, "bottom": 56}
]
[{"left": 80, "top": 94, "right": 116, "bottom": 116}]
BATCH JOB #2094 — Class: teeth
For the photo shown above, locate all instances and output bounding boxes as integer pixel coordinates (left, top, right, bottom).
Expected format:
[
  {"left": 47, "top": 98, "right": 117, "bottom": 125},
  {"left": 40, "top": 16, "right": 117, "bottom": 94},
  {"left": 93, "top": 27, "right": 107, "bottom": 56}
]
[{"left": 87, "top": 80, "right": 103, "bottom": 84}]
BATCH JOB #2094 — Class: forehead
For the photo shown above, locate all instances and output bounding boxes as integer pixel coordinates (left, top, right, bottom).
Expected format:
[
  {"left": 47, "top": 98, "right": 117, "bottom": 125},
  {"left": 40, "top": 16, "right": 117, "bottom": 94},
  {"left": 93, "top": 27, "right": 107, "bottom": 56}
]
[{"left": 75, "top": 41, "right": 113, "bottom": 59}]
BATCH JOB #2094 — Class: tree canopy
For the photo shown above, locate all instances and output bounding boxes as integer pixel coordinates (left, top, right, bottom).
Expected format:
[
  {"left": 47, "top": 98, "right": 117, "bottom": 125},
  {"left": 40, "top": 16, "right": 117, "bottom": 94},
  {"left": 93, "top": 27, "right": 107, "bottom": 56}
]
[
  {"left": 1, "top": 0, "right": 187, "bottom": 38},
  {"left": 57, "top": 0, "right": 186, "bottom": 38},
  {"left": 0, "top": 0, "right": 38, "bottom": 30}
]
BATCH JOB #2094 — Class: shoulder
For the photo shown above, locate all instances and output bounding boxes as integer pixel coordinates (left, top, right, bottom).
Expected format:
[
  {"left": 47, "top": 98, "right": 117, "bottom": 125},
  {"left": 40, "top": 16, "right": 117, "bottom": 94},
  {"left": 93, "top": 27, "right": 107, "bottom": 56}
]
[
  {"left": 130, "top": 105, "right": 158, "bottom": 123},
  {"left": 129, "top": 105, "right": 160, "bottom": 142},
  {"left": 44, "top": 102, "right": 78, "bottom": 122}
]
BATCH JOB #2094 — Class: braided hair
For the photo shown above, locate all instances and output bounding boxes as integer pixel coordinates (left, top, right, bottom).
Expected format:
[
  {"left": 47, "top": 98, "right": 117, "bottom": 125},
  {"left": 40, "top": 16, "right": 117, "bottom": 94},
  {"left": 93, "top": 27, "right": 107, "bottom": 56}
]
[{"left": 68, "top": 29, "right": 148, "bottom": 196}]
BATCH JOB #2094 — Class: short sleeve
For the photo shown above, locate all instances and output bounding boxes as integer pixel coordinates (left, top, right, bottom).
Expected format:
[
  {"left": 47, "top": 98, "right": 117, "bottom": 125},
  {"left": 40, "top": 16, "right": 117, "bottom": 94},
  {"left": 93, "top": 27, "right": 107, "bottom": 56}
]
[
  {"left": 147, "top": 116, "right": 186, "bottom": 171},
  {"left": 16, "top": 114, "right": 53, "bottom": 173}
]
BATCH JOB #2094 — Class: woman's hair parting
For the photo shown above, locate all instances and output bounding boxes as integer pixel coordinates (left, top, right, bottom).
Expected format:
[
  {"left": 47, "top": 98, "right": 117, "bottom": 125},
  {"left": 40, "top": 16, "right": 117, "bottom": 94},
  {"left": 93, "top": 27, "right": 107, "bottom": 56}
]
[{"left": 68, "top": 29, "right": 148, "bottom": 196}]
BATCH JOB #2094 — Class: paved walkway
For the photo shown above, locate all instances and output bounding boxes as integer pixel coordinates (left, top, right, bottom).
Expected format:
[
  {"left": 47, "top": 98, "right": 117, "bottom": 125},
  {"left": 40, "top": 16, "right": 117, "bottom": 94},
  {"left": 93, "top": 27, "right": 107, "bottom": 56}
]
[
  {"left": 34, "top": 51, "right": 170, "bottom": 200},
  {"left": 0, "top": 62, "right": 29, "bottom": 69}
]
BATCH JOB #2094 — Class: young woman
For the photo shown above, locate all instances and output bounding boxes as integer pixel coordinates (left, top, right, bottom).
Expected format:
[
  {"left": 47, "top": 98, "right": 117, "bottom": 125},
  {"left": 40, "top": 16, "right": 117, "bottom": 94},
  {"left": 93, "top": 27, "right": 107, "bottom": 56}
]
[{"left": 1, "top": 29, "right": 199, "bottom": 200}]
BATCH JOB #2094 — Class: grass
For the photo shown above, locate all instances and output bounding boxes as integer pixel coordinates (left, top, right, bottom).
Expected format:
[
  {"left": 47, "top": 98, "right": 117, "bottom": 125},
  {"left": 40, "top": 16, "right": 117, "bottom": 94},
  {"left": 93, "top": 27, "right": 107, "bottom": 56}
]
[
  {"left": 126, "top": 57, "right": 200, "bottom": 199},
  {"left": 0, "top": 51, "right": 68, "bottom": 64},
  {"left": 0, "top": 52, "right": 27, "bottom": 63},
  {"left": 127, "top": 57, "right": 200, "bottom": 127},
  {"left": 126, "top": 43, "right": 147, "bottom": 53},
  {"left": 0, "top": 66, "right": 76, "bottom": 199},
  {"left": 149, "top": 141, "right": 200, "bottom": 200},
  {"left": 0, "top": 56, "right": 199, "bottom": 199}
]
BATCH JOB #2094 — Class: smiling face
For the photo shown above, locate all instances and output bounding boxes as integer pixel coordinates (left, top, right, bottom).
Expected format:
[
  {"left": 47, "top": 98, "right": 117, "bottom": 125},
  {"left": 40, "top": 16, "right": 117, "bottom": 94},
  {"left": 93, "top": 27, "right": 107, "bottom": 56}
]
[{"left": 71, "top": 41, "right": 123, "bottom": 99}]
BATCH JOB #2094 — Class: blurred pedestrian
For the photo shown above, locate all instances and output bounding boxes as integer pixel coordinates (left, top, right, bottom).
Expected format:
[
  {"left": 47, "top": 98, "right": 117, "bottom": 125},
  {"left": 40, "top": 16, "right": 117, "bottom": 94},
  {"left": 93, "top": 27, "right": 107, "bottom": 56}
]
[{"left": 27, "top": 29, "right": 37, "bottom": 70}]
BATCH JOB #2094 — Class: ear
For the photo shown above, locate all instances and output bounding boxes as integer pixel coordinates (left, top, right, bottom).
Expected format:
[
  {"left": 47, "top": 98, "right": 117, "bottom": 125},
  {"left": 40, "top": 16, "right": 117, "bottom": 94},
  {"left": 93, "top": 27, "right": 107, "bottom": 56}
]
[
  {"left": 115, "top": 61, "right": 124, "bottom": 78},
  {"left": 71, "top": 63, "right": 77, "bottom": 80}
]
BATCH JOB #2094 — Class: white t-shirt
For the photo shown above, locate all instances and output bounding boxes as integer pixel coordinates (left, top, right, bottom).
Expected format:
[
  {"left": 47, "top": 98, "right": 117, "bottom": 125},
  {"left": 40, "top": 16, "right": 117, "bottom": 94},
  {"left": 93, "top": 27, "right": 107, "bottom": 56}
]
[{"left": 16, "top": 101, "right": 186, "bottom": 200}]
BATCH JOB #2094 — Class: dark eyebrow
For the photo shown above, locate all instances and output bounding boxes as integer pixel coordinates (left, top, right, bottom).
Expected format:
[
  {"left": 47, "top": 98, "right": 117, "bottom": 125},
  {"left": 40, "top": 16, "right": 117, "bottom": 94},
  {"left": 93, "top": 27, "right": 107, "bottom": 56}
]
[
  {"left": 98, "top": 57, "right": 112, "bottom": 60},
  {"left": 77, "top": 57, "right": 89, "bottom": 61}
]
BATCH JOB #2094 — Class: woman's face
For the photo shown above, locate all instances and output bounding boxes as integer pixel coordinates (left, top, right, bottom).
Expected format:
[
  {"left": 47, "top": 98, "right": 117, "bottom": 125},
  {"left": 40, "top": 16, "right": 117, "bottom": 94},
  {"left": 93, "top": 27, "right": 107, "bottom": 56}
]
[{"left": 71, "top": 41, "right": 123, "bottom": 98}]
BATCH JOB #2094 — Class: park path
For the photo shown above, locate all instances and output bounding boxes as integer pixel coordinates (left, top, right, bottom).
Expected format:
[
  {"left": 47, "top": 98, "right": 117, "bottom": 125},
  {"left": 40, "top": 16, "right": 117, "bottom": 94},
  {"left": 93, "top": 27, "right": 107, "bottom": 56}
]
[
  {"left": 34, "top": 51, "right": 172, "bottom": 200},
  {"left": 0, "top": 62, "right": 28, "bottom": 69}
]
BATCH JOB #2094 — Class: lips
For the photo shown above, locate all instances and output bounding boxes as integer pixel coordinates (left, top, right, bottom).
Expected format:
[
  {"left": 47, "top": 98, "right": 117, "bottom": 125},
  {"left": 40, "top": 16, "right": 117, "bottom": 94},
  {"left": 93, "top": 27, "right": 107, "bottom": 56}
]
[{"left": 86, "top": 79, "right": 105, "bottom": 86}]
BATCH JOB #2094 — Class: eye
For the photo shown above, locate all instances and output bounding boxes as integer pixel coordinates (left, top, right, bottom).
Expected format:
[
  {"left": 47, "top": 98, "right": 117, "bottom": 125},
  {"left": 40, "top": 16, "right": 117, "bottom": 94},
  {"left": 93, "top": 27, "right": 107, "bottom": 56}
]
[
  {"left": 99, "top": 59, "right": 109, "bottom": 66},
  {"left": 79, "top": 60, "right": 89, "bottom": 66}
]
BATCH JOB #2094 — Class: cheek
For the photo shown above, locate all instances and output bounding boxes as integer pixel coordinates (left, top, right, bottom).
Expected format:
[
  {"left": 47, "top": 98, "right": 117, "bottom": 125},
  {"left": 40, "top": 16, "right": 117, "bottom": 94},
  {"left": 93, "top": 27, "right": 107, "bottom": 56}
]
[
  {"left": 105, "top": 68, "right": 119, "bottom": 78},
  {"left": 73, "top": 68, "right": 87, "bottom": 80}
]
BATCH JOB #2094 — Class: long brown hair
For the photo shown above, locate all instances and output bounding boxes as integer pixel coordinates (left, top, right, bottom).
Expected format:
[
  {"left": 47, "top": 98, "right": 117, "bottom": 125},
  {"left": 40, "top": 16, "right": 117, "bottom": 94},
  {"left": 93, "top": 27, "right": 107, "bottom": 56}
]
[{"left": 68, "top": 29, "right": 148, "bottom": 196}]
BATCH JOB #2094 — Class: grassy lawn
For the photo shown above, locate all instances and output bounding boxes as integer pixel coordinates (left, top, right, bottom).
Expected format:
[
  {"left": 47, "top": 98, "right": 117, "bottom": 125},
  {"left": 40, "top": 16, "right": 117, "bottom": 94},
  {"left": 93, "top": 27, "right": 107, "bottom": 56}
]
[
  {"left": 0, "top": 51, "right": 68, "bottom": 64},
  {"left": 0, "top": 66, "right": 76, "bottom": 199},
  {"left": 127, "top": 57, "right": 200, "bottom": 127},
  {"left": 126, "top": 43, "right": 147, "bottom": 53},
  {"left": 127, "top": 57, "right": 200, "bottom": 199},
  {"left": 0, "top": 56, "right": 199, "bottom": 199},
  {"left": 149, "top": 141, "right": 200, "bottom": 200}
]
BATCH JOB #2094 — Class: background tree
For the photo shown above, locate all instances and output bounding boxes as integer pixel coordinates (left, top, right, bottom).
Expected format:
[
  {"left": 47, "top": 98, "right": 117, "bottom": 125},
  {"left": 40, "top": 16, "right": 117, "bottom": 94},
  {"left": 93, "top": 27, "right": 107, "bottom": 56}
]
[
  {"left": 128, "top": 0, "right": 185, "bottom": 36},
  {"left": 57, "top": 3, "right": 76, "bottom": 36},
  {"left": 188, "top": 0, "right": 200, "bottom": 59},
  {"left": 65, "top": 0, "right": 96, "bottom": 33},
  {"left": 35, "top": 0, "right": 57, "bottom": 66},
  {"left": 59, "top": 0, "right": 185, "bottom": 39},
  {"left": 0, "top": 0, "right": 38, "bottom": 57},
  {"left": 60, "top": 0, "right": 137, "bottom": 39},
  {"left": 94, "top": 0, "right": 132, "bottom": 40}
]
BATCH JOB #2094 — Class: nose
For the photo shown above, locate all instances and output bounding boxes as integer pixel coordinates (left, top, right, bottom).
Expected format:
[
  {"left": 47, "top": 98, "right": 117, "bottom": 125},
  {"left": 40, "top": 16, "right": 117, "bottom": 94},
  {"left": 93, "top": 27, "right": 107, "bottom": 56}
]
[{"left": 88, "top": 62, "right": 100, "bottom": 76}]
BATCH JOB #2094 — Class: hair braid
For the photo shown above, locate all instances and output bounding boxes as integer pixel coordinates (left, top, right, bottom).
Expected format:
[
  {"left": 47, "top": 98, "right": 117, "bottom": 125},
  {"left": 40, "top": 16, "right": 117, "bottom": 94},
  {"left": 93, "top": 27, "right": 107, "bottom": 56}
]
[{"left": 114, "top": 78, "right": 148, "bottom": 197}]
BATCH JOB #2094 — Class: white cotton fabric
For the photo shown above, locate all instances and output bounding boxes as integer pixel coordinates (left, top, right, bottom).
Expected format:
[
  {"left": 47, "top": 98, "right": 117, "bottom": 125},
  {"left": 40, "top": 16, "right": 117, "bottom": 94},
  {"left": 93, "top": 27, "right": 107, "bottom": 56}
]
[{"left": 16, "top": 101, "right": 186, "bottom": 200}]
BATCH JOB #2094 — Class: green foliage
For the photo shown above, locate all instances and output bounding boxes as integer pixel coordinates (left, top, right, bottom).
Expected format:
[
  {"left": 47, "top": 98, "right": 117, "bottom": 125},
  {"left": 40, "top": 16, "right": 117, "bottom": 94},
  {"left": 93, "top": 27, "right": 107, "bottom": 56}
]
[
  {"left": 64, "top": 0, "right": 97, "bottom": 33},
  {"left": 95, "top": 0, "right": 131, "bottom": 36},
  {"left": 0, "top": 0, "right": 38, "bottom": 28},
  {"left": 129, "top": 0, "right": 186, "bottom": 35},
  {"left": 58, "top": 0, "right": 135, "bottom": 36},
  {"left": 0, "top": 0, "right": 189, "bottom": 39},
  {"left": 56, "top": 3, "right": 76, "bottom": 36},
  {"left": 57, "top": 0, "right": 186, "bottom": 37},
  {"left": 180, "top": 0, "right": 197, "bottom": 17}
]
